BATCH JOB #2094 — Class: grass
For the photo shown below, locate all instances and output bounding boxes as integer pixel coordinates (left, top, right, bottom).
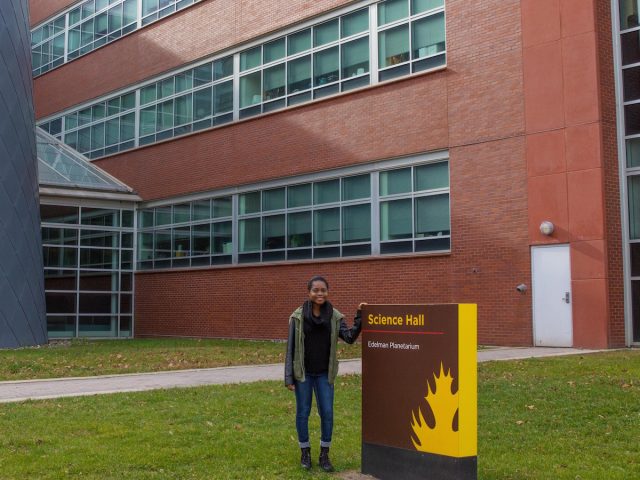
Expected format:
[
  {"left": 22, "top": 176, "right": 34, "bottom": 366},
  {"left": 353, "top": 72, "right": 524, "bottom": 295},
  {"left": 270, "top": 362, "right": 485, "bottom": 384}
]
[
  {"left": 0, "top": 350, "right": 638, "bottom": 479},
  {"left": 0, "top": 338, "right": 361, "bottom": 381}
]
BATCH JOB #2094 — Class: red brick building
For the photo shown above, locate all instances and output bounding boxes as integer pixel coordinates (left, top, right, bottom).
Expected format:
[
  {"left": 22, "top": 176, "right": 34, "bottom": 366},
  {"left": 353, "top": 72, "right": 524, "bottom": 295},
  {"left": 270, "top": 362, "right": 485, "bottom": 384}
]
[{"left": 30, "top": 0, "right": 640, "bottom": 348}]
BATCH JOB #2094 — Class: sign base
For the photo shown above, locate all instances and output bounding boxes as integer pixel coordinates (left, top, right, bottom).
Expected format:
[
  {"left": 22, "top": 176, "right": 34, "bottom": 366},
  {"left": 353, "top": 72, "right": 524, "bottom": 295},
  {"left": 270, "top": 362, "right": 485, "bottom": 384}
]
[{"left": 362, "top": 442, "right": 477, "bottom": 480}]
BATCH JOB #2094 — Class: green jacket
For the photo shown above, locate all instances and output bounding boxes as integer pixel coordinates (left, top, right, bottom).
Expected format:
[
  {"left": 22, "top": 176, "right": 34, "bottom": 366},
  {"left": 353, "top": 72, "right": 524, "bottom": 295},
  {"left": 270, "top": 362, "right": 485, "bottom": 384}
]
[{"left": 284, "top": 305, "right": 361, "bottom": 385}]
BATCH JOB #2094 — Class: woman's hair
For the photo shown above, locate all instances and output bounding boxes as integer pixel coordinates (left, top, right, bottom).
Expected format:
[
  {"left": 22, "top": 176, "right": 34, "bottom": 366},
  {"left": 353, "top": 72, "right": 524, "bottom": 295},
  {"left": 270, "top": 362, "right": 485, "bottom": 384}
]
[{"left": 307, "top": 275, "right": 329, "bottom": 291}]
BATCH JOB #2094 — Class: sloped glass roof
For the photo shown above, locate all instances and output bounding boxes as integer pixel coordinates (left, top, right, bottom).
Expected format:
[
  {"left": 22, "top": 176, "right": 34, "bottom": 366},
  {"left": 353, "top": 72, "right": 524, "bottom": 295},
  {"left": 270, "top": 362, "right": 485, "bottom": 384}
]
[{"left": 36, "top": 128, "right": 133, "bottom": 193}]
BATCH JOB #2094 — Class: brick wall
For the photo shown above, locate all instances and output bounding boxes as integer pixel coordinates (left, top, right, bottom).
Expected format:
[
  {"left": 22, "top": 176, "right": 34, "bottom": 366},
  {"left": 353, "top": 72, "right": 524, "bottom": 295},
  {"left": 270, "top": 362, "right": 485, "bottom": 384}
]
[
  {"left": 126, "top": 0, "right": 532, "bottom": 345},
  {"left": 29, "top": 0, "right": 77, "bottom": 26}
]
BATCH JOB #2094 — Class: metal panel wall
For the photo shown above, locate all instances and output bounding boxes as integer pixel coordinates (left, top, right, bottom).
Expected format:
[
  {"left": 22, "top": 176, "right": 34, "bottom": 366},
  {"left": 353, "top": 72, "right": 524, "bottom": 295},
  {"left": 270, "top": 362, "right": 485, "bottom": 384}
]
[{"left": 0, "top": 0, "right": 47, "bottom": 347}]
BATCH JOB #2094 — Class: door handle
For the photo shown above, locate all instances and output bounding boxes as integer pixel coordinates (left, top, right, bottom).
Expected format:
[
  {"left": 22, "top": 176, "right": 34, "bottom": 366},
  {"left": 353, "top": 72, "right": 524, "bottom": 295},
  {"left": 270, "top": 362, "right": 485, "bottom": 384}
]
[{"left": 563, "top": 292, "right": 570, "bottom": 304}]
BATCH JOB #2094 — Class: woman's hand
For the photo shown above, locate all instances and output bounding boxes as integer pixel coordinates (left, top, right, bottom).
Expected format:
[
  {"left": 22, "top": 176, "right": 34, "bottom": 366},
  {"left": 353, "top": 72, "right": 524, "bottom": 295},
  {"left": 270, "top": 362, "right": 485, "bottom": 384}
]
[
  {"left": 358, "top": 302, "right": 368, "bottom": 310},
  {"left": 286, "top": 384, "right": 295, "bottom": 391}
]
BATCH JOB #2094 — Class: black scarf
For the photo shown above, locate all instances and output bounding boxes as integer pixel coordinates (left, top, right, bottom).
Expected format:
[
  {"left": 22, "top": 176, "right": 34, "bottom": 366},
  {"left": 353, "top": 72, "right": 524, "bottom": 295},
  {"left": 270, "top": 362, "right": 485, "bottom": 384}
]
[{"left": 302, "top": 300, "right": 333, "bottom": 326}]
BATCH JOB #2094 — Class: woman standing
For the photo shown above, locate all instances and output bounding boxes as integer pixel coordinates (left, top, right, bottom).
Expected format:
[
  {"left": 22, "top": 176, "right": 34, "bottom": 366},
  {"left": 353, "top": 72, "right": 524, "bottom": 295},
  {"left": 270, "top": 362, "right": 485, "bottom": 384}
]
[{"left": 284, "top": 275, "right": 364, "bottom": 472}]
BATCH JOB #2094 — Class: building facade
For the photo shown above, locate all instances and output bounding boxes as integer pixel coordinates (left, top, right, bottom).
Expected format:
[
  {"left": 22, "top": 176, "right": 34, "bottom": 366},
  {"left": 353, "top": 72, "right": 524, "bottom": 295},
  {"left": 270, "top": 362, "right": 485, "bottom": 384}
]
[
  {"left": 29, "top": 0, "right": 638, "bottom": 348},
  {"left": 0, "top": 0, "right": 47, "bottom": 348}
]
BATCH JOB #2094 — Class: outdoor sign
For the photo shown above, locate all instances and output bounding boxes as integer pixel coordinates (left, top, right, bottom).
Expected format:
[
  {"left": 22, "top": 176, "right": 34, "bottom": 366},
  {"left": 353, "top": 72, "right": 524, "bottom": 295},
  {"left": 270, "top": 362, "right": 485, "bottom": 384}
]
[{"left": 361, "top": 304, "right": 477, "bottom": 480}]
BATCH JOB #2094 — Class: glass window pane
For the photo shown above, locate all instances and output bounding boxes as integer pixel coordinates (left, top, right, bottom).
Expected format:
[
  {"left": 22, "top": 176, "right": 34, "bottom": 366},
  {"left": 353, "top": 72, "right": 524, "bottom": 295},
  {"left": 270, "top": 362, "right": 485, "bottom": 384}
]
[
  {"left": 412, "top": 0, "right": 443, "bottom": 14},
  {"left": 342, "top": 8, "right": 369, "bottom": 37},
  {"left": 212, "top": 221, "right": 232, "bottom": 254},
  {"left": 122, "top": 92, "right": 135, "bottom": 110},
  {"left": 90, "top": 123, "right": 105, "bottom": 150},
  {"left": 314, "top": 47, "right": 340, "bottom": 86},
  {"left": 239, "top": 218, "right": 261, "bottom": 252},
  {"left": 314, "top": 208, "right": 340, "bottom": 245},
  {"left": 156, "top": 206, "right": 172, "bottom": 226},
  {"left": 140, "top": 85, "right": 157, "bottom": 105},
  {"left": 378, "top": 0, "right": 409, "bottom": 26},
  {"left": 45, "top": 269, "right": 77, "bottom": 290},
  {"left": 629, "top": 176, "right": 640, "bottom": 239},
  {"left": 138, "top": 232, "right": 153, "bottom": 260},
  {"left": 380, "top": 168, "right": 411, "bottom": 195},
  {"left": 194, "top": 87, "right": 212, "bottom": 120},
  {"left": 288, "top": 55, "right": 311, "bottom": 93},
  {"left": 314, "top": 179, "right": 340, "bottom": 204},
  {"left": 315, "top": 19, "right": 339, "bottom": 46},
  {"left": 627, "top": 138, "right": 640, "bottom": 168},
  {"left": 621, "top": 1, "right": 640, "bottom": 30},
  {"left": 214, "top": 55, "right": 234, "bottom": 80},
  {"left": 342, "top": 36, "right": 369, "bottom": 78},
  {"left": 240, "top": 71, "right": 262, "bottom": 108},
  {"left": 194, "top": 63, "right": 213, "bottom": 86},
  {"left": 123, "top": 0, "right": 137, "bottom": 24},
  {"left": 624, "top": 66, "right": 640, "bottom": 102},
  {"left": 263, "top": 188, "right": 285, "bottom": 211},
  {"left": 264, "top": 64, "right": 286, "bottom": 101},
  {"left": 288, "top": 29, "right": 311, "bottom": 55},
  {"left": 41, "top": 205, "right": 79, "bottom": 224},
  {"left": 240, "top": 191, "right": 261, "bottom": 214},
  {"left": 343, "top": 174, "right": 370, "bottom": 200},
  {"left": 175, "top": 71, "right": 193, "bottom": 93},
  {"left": 81, "top": 208, "right": 118, "bottom": 226},
  {"left": 264, "top": 38, "right": 286, "bottom": 63},
  {"left": 173, "top": 226, "right": 190, "bottom": 257},
  {"left": 192, "top": 224, "right": 210, "bottom": 255},
  {"left": 157, "top": 100, "right": 173, "bottom": 131},
  {"left": 213, "top": 197, "right": 232, "bottom": 217},
  {"left": 120, "top": 112, "right": 135, "bottom": 141},
  {"left": 625, "top": 103, "right": 640, "bottom": 135},
  {"left": 240, "top": 46, "right": 262, "bottom": 71},
  {"left": 108, "top": 5, "right": 123, "bottom": 32},
  {"left": 263, "top": 215, "right": 285, "bottom": 249},
  {"left": 288, "top": 211, "right": 312, "bottom": 247},
  {"left": 379, "top": 24, "right": 410, "bottom": 68},
  {"left": 154, "top": 231, "right": 171, "bottom": 258},
  {"left": 288, "top": 184, "right": 312, "bottom": 208},
  {"left": 415, "top": 194, "right": 450, "bottom": 237},
  {"left": 343, "top": 204, "right": 371, "bottom": 243},
  {"left": 193, "top": 200, "right": 210, "bottom": 220},
  {"left": 160, "top": 78, "right": 174, "bottom": 99},
  {"left": 140, "top": 106, "right": 156, "bottom": 135},
  {"left": 415, "top": 162, "right": 448, "bottom": 190},
  {"left": 622, "top": 30, "right": 640, "bottom": 66},
  {"left": 174, "top": 94, "right": 193, "bottom": 126},
  {"left": 173, "top": 203, "right": 190, "bottom": 223},
  {"left": 214, "top": 80, "right": 233, "bottom": 113},
  {"left": 380, "top": 198, "right": 412, "bottom": 240},
  {"left": 412, "top": 12, "right": 445, "bottom": 59}
]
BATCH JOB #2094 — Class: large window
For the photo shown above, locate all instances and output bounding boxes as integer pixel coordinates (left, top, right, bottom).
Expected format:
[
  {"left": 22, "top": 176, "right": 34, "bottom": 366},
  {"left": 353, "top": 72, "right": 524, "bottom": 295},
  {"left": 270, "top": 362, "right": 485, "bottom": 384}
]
[
  {"left": 136, "top": 156, "right": 450, "bottom": 269},
  {"left": 38, "top": 0, "right": 446, "bottom": 157},
  {"left": 31, "top": 0, "right": 201, "bottom": 76},
  {"left": 41, "top": 204, "right": 135, "bottom": 338}
]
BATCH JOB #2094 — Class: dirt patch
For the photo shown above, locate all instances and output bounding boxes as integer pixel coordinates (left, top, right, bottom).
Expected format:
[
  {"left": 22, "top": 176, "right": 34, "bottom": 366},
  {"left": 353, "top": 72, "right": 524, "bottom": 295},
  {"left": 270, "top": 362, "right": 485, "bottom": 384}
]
[{"left": 336, "top": 471, "right": 376, "bottom": 479}]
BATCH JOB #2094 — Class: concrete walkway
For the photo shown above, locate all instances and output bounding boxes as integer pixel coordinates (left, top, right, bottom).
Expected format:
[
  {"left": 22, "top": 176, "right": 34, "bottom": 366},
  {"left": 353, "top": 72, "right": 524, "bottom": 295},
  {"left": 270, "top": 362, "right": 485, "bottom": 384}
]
[{"left": 0, "top": 347, "right": 605, "bottom": 404}]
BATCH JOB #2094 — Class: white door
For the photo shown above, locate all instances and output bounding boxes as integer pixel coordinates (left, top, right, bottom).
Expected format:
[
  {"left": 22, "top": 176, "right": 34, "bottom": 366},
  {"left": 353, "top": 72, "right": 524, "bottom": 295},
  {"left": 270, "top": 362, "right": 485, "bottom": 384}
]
[{"left": 531, "top": 245, "right": 573, "bottom": 347}]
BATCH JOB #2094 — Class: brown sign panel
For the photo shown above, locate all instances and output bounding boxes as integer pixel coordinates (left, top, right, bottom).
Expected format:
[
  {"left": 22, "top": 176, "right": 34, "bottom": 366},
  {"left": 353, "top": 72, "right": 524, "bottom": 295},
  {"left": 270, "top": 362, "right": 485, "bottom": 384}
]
[{"left": 361, "top": 304, "right": 477, "bottom": 480}]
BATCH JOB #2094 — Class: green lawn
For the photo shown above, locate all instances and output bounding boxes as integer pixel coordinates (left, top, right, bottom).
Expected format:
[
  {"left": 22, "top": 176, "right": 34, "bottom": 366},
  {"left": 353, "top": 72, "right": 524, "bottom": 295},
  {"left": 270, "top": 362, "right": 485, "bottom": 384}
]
[
  {"left": 0, "top": 338, "right": 361, "bottom": 381},
  {"left": 0, "top": 351, "right": 638, "bottom": 479}
]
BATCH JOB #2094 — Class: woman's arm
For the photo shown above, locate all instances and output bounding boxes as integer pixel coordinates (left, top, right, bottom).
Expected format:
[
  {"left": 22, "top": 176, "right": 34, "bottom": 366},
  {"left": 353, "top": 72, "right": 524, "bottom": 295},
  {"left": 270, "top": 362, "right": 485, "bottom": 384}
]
[
  {"left": 284, "top": 319, "right": 296, "bottom": 388},
  {"left": 339, "top": 303, "right": 366, "bottom": 344}
]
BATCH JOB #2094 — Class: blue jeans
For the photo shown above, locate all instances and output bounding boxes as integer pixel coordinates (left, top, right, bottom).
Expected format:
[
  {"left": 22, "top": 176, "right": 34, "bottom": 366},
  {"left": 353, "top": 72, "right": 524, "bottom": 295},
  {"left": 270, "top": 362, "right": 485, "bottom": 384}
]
[{"left": 294, "top": 373, "right": 334, "bottom": 448}]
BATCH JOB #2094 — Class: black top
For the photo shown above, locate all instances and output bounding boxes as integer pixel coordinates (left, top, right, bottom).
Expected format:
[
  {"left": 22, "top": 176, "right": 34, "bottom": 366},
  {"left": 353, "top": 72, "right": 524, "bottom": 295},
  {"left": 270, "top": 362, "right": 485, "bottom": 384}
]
[{"left": 303, "top": 310, "right": 332, "bottom": 374}]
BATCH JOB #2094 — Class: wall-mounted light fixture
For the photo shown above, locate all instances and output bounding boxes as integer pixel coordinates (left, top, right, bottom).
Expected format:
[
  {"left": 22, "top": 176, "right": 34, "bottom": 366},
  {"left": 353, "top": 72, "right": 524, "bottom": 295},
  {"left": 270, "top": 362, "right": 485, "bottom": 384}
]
[{"left": 539, "top": 221, "right": 554, "bottom": 236}]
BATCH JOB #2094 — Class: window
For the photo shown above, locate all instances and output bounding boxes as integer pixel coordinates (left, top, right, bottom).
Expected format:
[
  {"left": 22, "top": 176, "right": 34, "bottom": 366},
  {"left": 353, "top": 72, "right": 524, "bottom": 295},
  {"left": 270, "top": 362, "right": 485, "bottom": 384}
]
[
  {"left": 136, "top": 156, "right": 449, "bottom": 269},
  {"left": 42, "top": 205, "right": 135, "bottom": 338},
  {"left": 38, "top": 0, "right": 446, "bottom": 155},
  {"left": 31, "top": 0, "right": 201, "bottom": 76}
]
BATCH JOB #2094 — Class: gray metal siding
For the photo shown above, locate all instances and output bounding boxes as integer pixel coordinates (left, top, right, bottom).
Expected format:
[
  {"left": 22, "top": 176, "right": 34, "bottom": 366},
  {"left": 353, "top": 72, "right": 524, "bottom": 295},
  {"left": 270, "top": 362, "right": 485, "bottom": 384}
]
[{"left": 0, "top": 0, "right": 47, "bottom": 348}]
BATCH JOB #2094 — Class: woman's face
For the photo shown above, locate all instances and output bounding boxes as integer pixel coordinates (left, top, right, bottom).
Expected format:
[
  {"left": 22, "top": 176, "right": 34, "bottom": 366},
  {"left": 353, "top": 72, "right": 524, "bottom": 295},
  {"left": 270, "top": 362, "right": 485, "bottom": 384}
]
[{"left": 308, "top": 280, "right": 329, "bottom": 306}]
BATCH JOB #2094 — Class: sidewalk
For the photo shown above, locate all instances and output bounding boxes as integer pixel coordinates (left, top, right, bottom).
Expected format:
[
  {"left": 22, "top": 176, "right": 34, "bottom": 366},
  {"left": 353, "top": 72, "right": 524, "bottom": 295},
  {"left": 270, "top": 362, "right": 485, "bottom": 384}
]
[{"left": 0, "top": 347, "right": 605, "bottom": 404}]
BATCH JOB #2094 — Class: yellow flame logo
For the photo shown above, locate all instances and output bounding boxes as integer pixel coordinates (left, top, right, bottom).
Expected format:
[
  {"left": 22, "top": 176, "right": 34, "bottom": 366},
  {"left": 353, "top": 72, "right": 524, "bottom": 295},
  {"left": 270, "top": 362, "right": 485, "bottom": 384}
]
[{"left": 410, "top": 363, "right": 459, "bottom": 456}]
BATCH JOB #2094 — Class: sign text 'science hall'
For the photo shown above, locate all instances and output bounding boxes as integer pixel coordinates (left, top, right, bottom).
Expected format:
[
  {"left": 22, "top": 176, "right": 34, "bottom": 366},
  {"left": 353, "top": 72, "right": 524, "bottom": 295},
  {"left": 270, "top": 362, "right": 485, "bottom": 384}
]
[{"left": 361, "top": 304, "right": 477, "bottom": 480}]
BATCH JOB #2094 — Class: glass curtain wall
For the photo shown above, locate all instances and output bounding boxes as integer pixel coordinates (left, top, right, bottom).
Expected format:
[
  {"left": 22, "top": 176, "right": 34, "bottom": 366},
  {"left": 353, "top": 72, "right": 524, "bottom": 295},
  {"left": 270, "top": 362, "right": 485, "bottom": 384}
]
[
  {"left": 31, "top": 0, "right": 201, "bottom": 76},
  {"left": 41, "top": 204, "right": 135, "bottom": 338},
  {"left": 137, "top": 159, "right": 450, "bottom": 269},
  {"left": 617, "top": 0, "right": 640, "bottom": 343},
  {"left": 38, "top": 0, "right": 446, "bottom": 158}
]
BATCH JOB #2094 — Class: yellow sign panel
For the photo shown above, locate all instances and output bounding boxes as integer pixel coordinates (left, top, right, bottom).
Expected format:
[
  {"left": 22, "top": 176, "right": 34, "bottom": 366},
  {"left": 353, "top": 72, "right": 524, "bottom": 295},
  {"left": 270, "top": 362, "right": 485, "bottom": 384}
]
[{"left": 362, "top": 304, "right": 477, "bottom": 479}]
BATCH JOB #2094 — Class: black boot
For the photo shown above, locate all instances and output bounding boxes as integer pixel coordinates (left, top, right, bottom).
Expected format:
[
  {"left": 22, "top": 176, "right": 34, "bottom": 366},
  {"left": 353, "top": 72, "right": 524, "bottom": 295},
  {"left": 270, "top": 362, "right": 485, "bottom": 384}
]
[
  {"left": 300, "top": 447, "right": 311, "bottom": 470},
  {"left": 319, "top": 446, "right": 334, "bottom": 472}
]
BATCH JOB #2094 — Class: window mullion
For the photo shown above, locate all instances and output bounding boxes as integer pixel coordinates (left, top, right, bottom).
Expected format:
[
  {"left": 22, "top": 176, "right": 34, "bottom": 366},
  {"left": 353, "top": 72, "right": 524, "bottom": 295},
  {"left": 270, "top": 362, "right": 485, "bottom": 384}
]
[
  {"left": 232, "top": 194, "right": 239, "bottom": 263},
  {"left": 371, "top": 171, "right": 380, "bottom": 254},
  {"left": 233, "top": 53, "right": 241, "bottom": 121},
  {"left": 134, "top": 89, "right": 141, "bottom": 148},
  {"left": 369, "top": 3, "right": 379, "bottom": 85}
]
